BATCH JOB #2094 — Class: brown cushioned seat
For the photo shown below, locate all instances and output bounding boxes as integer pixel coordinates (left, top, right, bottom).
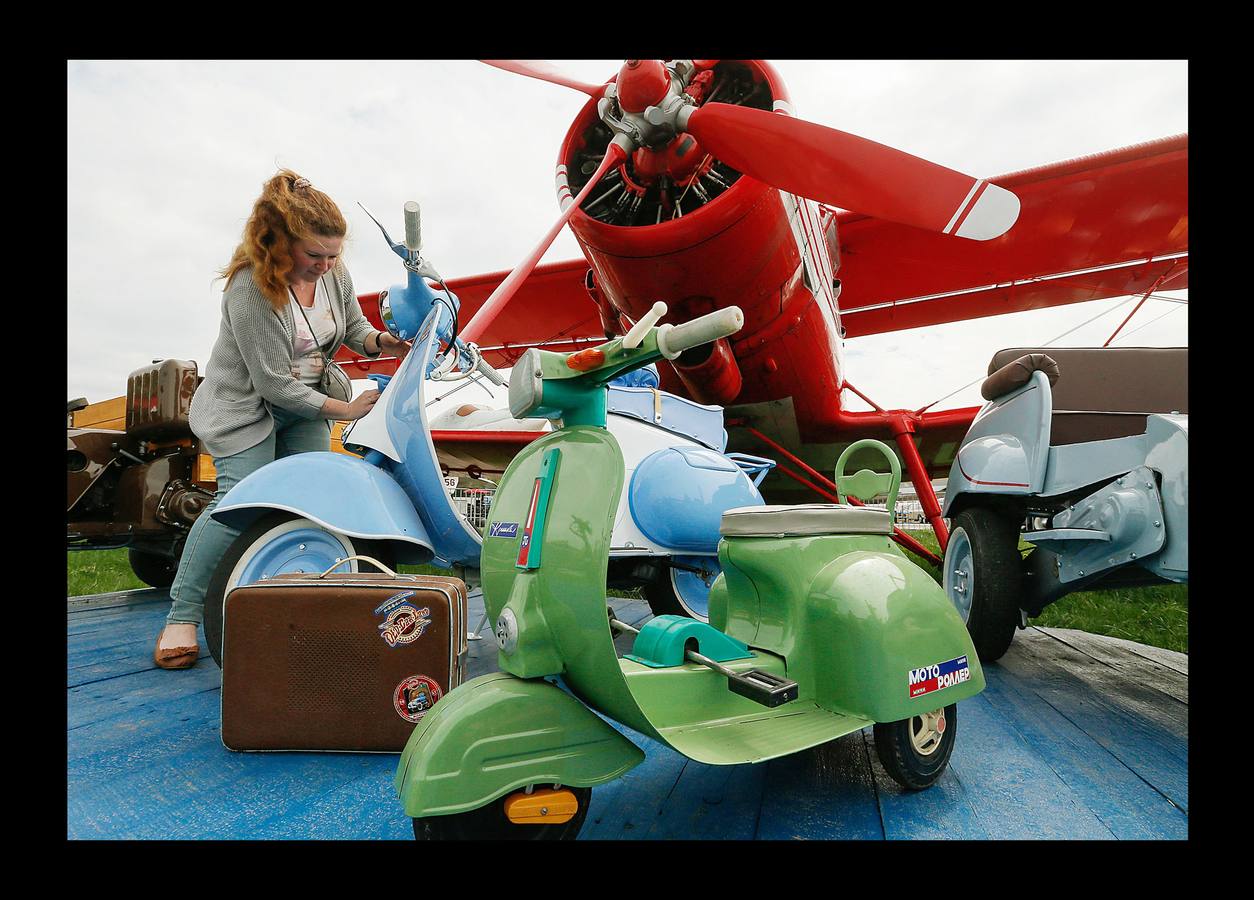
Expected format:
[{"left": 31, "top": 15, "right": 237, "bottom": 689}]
[{"left": 987, "top": 347, "right": 1187, "bottom": 446}]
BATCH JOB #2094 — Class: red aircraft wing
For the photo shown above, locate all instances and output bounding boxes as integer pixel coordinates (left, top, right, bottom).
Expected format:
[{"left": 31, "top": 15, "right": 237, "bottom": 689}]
[
  {"left": 833, "top": 134, "right": 1188, "bottom": 339},
  {"left": 338, "top": 259, "right": 601, "bottom": 377}
]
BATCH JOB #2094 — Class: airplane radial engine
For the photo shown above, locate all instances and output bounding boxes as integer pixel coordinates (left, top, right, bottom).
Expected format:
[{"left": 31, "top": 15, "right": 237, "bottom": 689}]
[{"left": 557, "top": 60, "right": 846, "bottom": 419}]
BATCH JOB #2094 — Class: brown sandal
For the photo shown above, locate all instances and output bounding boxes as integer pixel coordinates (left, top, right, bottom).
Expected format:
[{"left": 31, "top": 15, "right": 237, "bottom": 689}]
[{"left": 154, "top": 626, "right": 199, "bottom": 670}]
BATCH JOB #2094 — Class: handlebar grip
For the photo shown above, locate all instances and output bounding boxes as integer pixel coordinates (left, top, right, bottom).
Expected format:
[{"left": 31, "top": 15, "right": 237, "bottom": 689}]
[
  {"left": 476, "top": 355, "right": 506, "bottom": 387},
  {"left": 656, "top": 306, "right": 744, "bottom": 360},
  {"left": 403, "top": 201, "right": 422, "bottom": 252}
]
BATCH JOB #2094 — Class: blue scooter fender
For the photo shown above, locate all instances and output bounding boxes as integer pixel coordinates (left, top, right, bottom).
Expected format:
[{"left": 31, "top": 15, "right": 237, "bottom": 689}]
[
  {"left": 395, "top": 673, "right": 645, "bottom": 819},
  {"left": 210, "top": 451, "right": 436, "bottom": 565}
]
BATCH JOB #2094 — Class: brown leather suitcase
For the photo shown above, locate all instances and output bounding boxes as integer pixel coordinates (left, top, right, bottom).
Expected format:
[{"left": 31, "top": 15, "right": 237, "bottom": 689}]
[{"left": 220, "top": 556, "right": 468, "bottom": 752}]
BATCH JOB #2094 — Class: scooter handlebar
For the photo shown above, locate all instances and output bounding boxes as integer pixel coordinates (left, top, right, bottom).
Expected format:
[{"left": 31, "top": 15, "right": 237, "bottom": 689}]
[
  {"left": 655, "top": 306, "right": 743, "bottom": 360},
  {"left": 403, "top": 201, "right": 421, "bottom": 253},
  {"left": 475, "top": 352, "right": 506, "bottom": 387}
]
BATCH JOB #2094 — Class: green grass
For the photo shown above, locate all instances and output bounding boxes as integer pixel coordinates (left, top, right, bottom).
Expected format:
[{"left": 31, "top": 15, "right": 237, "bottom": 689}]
[
  {"left": 67, "top": 549, "right": 148, "bottom": 597},
  {"left": 69, "top": 534, "right": 1187, "bottom": 654}
]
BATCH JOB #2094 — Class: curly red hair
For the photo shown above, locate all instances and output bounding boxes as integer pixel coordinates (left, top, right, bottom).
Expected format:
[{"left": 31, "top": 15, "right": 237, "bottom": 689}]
[{"left": 220, "top": 169, "right": 347, "bottom": 311}]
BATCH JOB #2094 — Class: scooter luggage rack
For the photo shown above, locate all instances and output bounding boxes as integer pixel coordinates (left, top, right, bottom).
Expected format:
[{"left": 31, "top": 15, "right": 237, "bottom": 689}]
[{"left": 607, "top": 609, "right": 799, "bottom": 708}]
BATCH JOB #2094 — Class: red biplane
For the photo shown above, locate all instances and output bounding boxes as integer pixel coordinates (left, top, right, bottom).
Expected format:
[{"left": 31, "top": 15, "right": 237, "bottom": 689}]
[{"left": 332, "top": 59, "right": 1188, "bottom": 565}]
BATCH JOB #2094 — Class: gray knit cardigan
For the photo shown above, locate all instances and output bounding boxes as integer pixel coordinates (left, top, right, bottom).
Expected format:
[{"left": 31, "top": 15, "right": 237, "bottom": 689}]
[{"left": 189, "top": 263, "right": 382, "bottom": 458}]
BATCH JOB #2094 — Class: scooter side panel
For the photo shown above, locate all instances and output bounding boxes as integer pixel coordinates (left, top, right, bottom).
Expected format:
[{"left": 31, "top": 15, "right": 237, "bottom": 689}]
[
  {"left": 395, "top": 673, "right": 644, "bottom": 818},
  {"left": 722, "top": 537, "right": 984, "bottom": 722},
  {"left": 807, "top": 550, "right": 984, "bottom": 722}
]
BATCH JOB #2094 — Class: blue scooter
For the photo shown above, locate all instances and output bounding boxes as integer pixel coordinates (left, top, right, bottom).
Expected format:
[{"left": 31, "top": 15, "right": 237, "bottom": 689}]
[{"left": 201, "top": 202, "right": 774, "bottom": 664}]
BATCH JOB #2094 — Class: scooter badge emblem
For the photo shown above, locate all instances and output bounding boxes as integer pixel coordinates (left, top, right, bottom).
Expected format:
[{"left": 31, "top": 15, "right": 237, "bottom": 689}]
[
  {"left": 908, "top": 656, "right": 971, "bottom": 698},
  {"left": 393, "top": 675, "right": 443, "bottom": 723},
  {"left": 489, "top": 521, "right": 519, "bottom": 538}
]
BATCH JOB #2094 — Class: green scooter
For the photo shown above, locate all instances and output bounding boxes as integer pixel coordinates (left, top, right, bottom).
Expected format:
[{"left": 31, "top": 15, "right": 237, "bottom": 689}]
[{"left": 395, "top": 304, "right": 985, "bottom": 839}]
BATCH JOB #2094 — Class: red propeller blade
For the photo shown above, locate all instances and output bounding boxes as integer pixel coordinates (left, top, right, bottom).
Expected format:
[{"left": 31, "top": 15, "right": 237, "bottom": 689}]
[
  {"left": 684, "top": 103, "right": 1019, "bottom": 240},
  {"left": 480, "top": 60, "right": 607, "bottom": 97},
  {"left": 460, "top": 141, "right": 628, "bottom": 346}
]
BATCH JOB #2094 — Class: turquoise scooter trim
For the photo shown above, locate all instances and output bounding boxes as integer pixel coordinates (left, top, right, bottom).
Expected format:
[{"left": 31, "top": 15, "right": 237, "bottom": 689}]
[
  {"left": 625, "top": 615, "right": 753, "bottom": 668},
  {"left": 211, "top": 451, "right": 436, "bottom": 564}
]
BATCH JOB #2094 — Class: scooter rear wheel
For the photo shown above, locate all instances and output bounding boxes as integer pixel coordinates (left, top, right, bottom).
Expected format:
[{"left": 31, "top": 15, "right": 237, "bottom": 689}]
[
  {"left": 945, "top": 507, "right": 1022, "bottom": 662},
  {"left": 873, "top": 704, "right": 958, "bottom": 791},
  {"left": 411, "top": 786, "right": 592, "bottom": 840}
]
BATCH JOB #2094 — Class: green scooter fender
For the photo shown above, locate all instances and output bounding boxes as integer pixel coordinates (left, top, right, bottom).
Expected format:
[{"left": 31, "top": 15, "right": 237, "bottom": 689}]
[
  {"left": 395, "top": 673, "right": 645, "bottom": 818},
  {"left": 807, "top": 549, "right": 985, "bottom": 723},
  {"left": 717, "top": 537, "right": 985, "bottom": 725}
]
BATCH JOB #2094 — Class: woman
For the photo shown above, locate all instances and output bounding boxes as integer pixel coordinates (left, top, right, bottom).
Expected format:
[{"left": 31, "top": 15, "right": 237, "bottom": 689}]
[{"left": 155, "top": 170, "right": 410, "bottom": 668}]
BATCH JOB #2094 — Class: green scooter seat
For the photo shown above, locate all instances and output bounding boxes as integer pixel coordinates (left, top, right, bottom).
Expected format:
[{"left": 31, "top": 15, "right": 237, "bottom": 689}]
[{"left": 720, "top": 503, "right": 892, "bottom": 537}]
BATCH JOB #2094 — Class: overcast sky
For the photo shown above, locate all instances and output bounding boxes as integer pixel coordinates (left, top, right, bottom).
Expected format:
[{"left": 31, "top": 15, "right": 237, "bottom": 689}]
[{"left": 67, "top": 60, "right": 1187, "bottom": 412}]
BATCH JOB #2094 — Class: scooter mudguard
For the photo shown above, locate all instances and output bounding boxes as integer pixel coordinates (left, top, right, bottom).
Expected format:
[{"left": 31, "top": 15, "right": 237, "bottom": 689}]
[
  {"left": 394, "top": 673, "right": 645, "bottom": 818},
  {"left": 209, "top": 451, "right": 436, "bottom": 564}
]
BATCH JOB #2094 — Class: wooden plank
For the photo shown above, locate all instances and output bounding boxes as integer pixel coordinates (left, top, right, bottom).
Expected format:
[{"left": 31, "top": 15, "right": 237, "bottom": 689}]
[
  {"left": 67, "top": 589, "right": 1187, "bottom": 840},
  {"left": 904, "top": 691, "right": 1115, "bottom": 839},
  {"left": 580, "top": 729, "right": 689, "bottom": 839},
  {"left": 995, "top": 632, "right": 1188, "bottom": 812},
  {"left": 1013, "top": 629, "right": 1188, "bottom": 743},
  {"left": 68, "top": 588, "right": 169, "bottom": 608},
  {"left": 73, "top": 396, "right": 126, "bottom": 429},
  {"left": 1035, "top": 627, "right": 1188, "bottom": 696},
  {"left": 977, "top": 664, "right": 1187, "bottom": 838},
  {"left": 643, "top": 760, "right": 766, "bottom": 839},
  {"left": 756, "top": 729, "right": 885, "bottom": 839}
]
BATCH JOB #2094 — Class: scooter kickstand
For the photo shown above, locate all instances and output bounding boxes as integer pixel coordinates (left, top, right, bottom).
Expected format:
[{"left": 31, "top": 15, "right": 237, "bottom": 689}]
[{"left": 607, "top": 609, "right": 799, "bottom": 708}]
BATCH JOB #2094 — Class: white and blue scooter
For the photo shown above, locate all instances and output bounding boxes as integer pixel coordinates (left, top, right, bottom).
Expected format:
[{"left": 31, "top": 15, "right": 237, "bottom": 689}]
[{"left": 201, "top": 202, "right": 774, "bottom": 664}]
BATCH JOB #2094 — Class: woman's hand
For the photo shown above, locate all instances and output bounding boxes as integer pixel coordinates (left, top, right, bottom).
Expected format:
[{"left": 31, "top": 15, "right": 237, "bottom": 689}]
[
  {"left": 345, "top": 388, "right": 381, "bottom": 420},
  {"left": 378, "top": 331, "right": 412, "bottom": 360}
]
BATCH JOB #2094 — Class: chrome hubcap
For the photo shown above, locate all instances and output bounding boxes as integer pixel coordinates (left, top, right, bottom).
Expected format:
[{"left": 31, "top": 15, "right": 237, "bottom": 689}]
[{"left": 944, "top": 527, "right": 974, "bottom": 623}]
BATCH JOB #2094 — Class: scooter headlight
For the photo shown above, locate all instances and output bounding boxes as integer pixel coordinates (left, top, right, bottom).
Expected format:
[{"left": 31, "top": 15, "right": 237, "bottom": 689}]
[
  {"left": 509, "top": 349, "right": 543, "bottom": 419},
  {"left": 379, "top": 290, "right": 401, "bottom": 339}
]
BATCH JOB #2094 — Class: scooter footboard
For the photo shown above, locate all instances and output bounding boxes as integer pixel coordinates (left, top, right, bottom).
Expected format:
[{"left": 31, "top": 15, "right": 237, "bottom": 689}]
[
  {"left": 807, "top": 550, "right": 986, "bottom": 722},
  {"left": 395, "top": 673, "right": 645, "bottom": 818}
]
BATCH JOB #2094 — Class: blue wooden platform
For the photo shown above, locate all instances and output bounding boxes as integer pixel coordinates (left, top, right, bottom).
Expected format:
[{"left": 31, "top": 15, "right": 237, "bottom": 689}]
[{"left": 68, "top": 588, "right": 1188, "bottom": 840}]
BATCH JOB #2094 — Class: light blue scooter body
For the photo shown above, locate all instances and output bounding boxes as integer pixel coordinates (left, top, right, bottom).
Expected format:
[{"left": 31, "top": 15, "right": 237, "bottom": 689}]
[
  {"left": 369, "top": 306, "right": 483, "bottom": 568},
  {"left": 211, "top": 302, "right": 476, "bottom": 567},
  {"left": 211, "top": 450, "right": 436, "bottom": 565}
]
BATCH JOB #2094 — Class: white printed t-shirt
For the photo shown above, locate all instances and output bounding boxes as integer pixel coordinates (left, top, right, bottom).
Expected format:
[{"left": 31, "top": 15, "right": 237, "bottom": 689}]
[{"left": 289, "top": 280, "right": 337, "bottom": 385}]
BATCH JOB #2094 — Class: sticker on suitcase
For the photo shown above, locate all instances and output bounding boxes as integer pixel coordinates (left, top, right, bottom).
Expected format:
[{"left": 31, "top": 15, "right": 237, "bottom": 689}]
[
  {"left": 374, "top": 591, "right": 433, "bottom": 648},
  {"left": 907, "top": 656, "right": 971, "bottom": 698},
  {"left": 394, "top": 675, "right": 444, "bottom": 723}
]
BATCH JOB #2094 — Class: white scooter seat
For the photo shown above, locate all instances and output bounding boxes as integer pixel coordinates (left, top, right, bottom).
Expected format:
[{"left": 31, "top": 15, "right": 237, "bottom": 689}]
[{"left": 719, "top": 504, "right": 892, "bottom": 537}]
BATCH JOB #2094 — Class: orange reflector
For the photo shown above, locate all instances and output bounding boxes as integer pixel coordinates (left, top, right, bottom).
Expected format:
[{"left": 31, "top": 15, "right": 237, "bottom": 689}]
[
  {"left": 566, "top": 348, "right": 606, "bottom": 371},
  {"left": 503, "top": 788, "right": 579, "bottom": 825}
]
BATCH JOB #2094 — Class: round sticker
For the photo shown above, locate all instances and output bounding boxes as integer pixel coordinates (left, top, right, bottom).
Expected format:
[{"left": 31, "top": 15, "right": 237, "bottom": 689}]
[{"left": 393, "top": 675, "right": 443, "bottom": 723}]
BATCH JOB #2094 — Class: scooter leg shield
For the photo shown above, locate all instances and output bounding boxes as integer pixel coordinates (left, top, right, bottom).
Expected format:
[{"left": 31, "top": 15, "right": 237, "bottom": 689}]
[{"left": 395, "top": 673, "right": 645, "bottom": 818}]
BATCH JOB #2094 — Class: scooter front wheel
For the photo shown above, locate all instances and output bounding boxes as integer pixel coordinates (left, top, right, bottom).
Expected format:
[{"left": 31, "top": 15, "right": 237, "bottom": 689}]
[
  {"left": 412, "top": 785, "right": 592, "bottom": 840},
  {"left": 873, "top": 704, "right": 958, "bottom": 791}
]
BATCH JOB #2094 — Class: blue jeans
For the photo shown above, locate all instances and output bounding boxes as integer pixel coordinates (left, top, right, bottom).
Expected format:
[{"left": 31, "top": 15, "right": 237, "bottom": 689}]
[{"left": 166, "top": 405, "right": 331, "bottom": 624}]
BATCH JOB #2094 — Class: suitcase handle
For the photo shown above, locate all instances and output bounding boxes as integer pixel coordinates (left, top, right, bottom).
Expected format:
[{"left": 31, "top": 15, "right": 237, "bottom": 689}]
[{"left": 318, "top": 555, "right": 401, "bottom": 579}]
